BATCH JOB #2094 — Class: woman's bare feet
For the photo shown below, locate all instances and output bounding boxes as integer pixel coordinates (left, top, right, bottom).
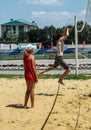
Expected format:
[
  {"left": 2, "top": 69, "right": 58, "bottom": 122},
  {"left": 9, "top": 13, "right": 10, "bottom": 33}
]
[
  {"left": 58, "top": 80, "right": 65, "bottom": 86},
  {"left": 23, "top": 106, "right": 30, "bottom": 109},
  {"left": 31, "top": 105, "right": 34, "bottom": 108}
]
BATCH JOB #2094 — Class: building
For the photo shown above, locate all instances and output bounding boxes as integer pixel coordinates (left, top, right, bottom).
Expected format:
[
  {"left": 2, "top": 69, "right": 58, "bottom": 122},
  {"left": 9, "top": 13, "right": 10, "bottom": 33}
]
[{"left": 1, "top": 18, "right": 38, "bottom": 37}]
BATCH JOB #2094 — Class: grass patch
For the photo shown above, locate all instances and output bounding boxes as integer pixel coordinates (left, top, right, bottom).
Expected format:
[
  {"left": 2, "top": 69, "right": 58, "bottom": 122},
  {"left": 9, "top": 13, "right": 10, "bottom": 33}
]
[
  {"left": 39, "top": 74, "right": 91, "bottom": 80},
  {"left": 0, "top": 74, "right": 24, "bottom": 79},
  {"left": 0, "top": 74, "right": 91, "bottom": 80}
]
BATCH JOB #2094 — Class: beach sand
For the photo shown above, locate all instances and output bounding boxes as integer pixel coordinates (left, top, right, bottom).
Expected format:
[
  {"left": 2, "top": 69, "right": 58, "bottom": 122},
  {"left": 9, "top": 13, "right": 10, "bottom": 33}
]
[{"left": 0, "top": 78, "right": 91, "bottom": 130}]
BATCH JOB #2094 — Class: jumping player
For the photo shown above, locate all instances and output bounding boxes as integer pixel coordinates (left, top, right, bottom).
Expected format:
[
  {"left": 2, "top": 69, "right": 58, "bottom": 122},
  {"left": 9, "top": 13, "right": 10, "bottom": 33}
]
[{"left": 39, "top": 27, "right": 71, "bottom": 85}]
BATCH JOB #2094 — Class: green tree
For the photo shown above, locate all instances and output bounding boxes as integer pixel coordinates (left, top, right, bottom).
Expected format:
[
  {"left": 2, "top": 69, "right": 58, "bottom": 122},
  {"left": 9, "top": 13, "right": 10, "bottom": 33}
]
[
  {"left": 6, "top": 31, "right": 18, "bottom": 44},
  {"left": 18, "top": 32, "right": 29, "bottom": 43}
]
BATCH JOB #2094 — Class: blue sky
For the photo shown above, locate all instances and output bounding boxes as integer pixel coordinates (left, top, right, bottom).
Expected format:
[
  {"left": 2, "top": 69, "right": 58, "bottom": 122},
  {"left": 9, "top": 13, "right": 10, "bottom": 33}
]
[{"left": 0, "top": 0, "right": 88, "bottom": 29}]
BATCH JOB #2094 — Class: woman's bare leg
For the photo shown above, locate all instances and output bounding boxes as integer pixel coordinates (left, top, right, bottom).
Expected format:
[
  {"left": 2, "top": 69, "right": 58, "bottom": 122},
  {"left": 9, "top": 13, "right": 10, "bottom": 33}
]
[
  {"left": 58, "top": 69, "right": 71, "bottom": 85},
  {"left": 39, "top": 67, "right": 55, "bottom": 75},
  {"left": 24, "top": 81, "right": 35, "bottom": 108},
  {"left": 29, "top": 82, "right": 35, "bottom": 108},
  {"left": 24, "top": 81, "right": 30, "bottom": 108},
  {"left": 26, "top": 81, "right": 35, "bottom": 108}
]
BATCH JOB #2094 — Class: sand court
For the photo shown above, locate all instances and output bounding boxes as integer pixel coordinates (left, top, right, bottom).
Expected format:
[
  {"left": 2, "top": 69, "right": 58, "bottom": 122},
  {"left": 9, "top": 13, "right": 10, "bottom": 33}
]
[{"left": 0, "top": 78, "right": 91, "bottom": 130}]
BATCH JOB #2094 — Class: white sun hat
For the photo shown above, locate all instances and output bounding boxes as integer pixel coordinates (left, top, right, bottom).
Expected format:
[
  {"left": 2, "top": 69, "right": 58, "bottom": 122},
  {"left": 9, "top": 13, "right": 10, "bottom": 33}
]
[{"left": 25, "top": 44, "right": 35, "bottom": 51}]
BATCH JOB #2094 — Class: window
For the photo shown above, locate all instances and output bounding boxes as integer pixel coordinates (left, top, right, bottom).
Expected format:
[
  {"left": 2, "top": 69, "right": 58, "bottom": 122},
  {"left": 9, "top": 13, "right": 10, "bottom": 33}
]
[
  {"left": 6, "top": 25, "right": 11, "bottom": 31},
  {"left": 19, "top": 26, "right": 24, "bottom": 32},
  {"left": 13, "top": 26, "right": 16, "bottom": 33}
]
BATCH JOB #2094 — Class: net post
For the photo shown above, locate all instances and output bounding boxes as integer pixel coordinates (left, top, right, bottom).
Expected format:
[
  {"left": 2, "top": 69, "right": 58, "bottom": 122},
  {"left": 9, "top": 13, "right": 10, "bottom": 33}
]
[{"left": 74, "top": 15, "right": 78, "bottom": 76}]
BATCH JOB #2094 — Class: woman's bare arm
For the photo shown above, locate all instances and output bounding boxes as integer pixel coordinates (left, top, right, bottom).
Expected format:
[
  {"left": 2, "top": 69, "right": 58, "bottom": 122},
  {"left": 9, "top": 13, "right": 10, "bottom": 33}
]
[{"left": 31, "top": 56, "right": 38, "bottom": 82}]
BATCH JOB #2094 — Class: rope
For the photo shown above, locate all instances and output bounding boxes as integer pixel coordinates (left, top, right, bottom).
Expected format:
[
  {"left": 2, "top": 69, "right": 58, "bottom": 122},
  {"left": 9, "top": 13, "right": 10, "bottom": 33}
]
[
  {"left": 40, "top": 83, "right": 60, "bottom": 130},
  {"left": 74, "top": 91, "right": 81, "bottom": 130},
  {"left": 78, "top": 0, "right": 90, "bottom": 33},
  {"left": 78, "top": 52, "right": 88, "bottom": 59}
]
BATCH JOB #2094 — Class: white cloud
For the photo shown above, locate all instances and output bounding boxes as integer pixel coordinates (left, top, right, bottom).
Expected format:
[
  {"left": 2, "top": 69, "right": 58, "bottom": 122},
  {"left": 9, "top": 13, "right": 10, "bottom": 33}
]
[
  {"left": 18, "top": 0, "right": 87, "bottom": 28},
  {"left": 30, "top": 10, "right": 86, "bottom": 28},
  {"left": 77, "top": 10, "right": 86, "bottom": 21},
  {"left": 32, "top": 11, "right": 46, "bottom": 16},
  {"left": 31, "top": 11, "right": 75, "bottom": 28},
  {"left": 80, "top": 10, "right": 86, "bottom": 15},
  {"left": 19, "top": 0, "right": 62, "bottom": 5}
]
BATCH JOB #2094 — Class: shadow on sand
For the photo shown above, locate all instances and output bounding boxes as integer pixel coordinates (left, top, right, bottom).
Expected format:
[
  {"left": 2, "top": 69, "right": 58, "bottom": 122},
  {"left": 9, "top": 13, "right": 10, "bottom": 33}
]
[
  {"left": 83, "top": 93, "right": 91, "bottom": 97},
  {"left": 6, "top": 104, "right": 29, "bottom": 109},
  {"left": 36, "top": 93, "right": 64, "bottom": 96}
]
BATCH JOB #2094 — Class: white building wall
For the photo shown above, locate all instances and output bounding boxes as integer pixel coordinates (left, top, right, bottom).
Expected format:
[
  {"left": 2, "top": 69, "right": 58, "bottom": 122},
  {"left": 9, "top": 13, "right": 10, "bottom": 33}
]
[
  {"left": 24, "top": 25, "right": 28, "bottom": 32},
  {"left": 16, "top": 26, "right": 19, "bottom": 34}
]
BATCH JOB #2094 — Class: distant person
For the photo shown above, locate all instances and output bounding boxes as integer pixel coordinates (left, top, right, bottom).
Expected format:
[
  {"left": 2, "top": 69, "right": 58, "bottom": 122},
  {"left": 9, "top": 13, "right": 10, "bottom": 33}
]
[
  {"left": 39, "top": 26, "right": 71, "bottom": 85},
  {"left": 39, "top": 42, "right": 42, "bottom": 49},
  {"left": 23, "top": 44, "right": 38, "bottom": 108}
]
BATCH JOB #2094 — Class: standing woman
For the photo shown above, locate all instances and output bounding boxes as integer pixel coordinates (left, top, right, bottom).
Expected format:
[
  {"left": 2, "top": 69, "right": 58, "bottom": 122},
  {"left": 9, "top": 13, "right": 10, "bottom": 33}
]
[{"left": 23, "top": 44, "right": 38, "bottom": 108}]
